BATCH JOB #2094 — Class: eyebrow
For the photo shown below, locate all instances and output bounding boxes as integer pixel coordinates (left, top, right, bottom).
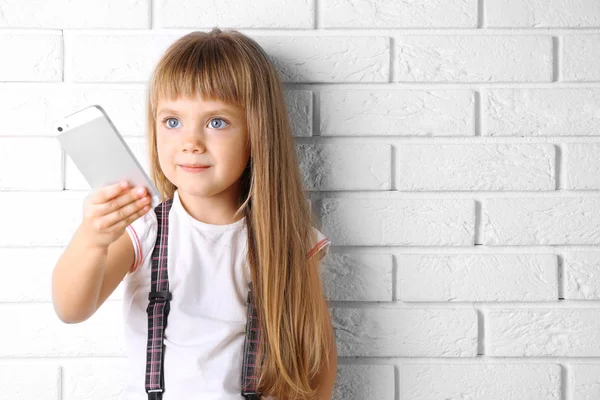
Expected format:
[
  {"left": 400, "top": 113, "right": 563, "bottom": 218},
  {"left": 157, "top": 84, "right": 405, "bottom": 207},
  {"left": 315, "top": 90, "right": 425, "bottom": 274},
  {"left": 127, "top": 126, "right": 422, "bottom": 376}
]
[{"left": 156, "top": 107, "right": 238, "bottom": 117}]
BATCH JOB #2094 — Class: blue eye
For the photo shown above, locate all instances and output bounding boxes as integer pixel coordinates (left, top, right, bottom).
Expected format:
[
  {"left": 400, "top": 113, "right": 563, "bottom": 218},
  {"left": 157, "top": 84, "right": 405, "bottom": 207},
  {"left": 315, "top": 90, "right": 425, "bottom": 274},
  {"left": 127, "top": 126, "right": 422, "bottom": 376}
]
[
  {"left": 161, "top": 117, "right": 229, "bottom": 130},
  {"left": 209, "top": 118, "right": 229, "bottom": 129},
  {"left": 164, "top": 117, "right": 181, "bottom": 129}
]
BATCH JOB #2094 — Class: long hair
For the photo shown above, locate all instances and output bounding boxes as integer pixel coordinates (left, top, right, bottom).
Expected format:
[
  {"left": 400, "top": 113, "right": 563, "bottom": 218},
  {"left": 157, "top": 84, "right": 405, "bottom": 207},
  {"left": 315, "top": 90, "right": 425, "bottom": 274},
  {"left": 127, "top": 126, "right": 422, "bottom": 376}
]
[{"left": 144, "top": 28, "right": 331, "bottom": 399}]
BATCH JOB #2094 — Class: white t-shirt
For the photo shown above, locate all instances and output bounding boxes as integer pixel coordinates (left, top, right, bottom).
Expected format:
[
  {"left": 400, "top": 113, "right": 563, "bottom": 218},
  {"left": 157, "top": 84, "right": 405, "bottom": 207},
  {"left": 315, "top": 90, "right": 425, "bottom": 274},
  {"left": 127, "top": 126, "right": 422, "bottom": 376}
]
[{"left": 120, "top": 190, "right": 331, "bottom": 400}]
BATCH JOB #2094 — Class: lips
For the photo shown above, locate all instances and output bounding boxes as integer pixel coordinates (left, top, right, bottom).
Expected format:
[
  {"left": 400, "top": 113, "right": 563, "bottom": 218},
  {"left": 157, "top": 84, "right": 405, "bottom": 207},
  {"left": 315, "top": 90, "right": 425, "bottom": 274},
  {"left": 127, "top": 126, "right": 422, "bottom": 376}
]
[
  {"left": 179, "top": 164, "right": 210, "bottom": 168},
  {"left": 179, "top": 164, "right": 211, "bottom": 173},
  {"left": 180, "top": 164, "right": 210, "bottom": 168}
]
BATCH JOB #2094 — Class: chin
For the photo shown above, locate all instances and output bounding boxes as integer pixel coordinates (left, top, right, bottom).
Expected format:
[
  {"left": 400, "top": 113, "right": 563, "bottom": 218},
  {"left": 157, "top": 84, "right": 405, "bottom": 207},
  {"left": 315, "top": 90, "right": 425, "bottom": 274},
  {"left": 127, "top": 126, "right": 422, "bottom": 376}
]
[{"left": 177, "top": 182, "right": 225, "bottom": 197}]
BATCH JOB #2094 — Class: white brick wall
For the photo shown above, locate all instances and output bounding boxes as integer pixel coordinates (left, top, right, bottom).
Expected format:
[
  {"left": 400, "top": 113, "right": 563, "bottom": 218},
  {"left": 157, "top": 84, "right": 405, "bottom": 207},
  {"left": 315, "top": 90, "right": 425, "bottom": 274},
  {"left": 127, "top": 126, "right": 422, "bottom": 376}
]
[{"left": 1, "top": 0, "right": 600, "bottom": 399}]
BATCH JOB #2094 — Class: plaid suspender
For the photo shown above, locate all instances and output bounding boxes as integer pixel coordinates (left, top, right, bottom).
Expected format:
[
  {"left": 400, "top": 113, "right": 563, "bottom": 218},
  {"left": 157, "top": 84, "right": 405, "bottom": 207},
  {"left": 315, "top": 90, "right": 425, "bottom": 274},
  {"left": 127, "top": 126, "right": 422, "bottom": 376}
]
[
  {"left": 145, "top": 198, "right": 173, "bottom": 400},
  {"left": 241, "top": 281, "right": 262, "bottom": 399},
  {"left": 144, "top": 199, "right": 263, "bottom": 399}
]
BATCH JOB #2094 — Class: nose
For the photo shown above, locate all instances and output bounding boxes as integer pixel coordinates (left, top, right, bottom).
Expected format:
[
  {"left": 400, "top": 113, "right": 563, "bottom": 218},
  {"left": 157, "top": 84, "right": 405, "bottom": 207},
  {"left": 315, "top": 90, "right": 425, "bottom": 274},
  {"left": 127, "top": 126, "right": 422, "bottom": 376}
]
[{"left": 182, "top": 127, "right": 206, "bottom": 154}]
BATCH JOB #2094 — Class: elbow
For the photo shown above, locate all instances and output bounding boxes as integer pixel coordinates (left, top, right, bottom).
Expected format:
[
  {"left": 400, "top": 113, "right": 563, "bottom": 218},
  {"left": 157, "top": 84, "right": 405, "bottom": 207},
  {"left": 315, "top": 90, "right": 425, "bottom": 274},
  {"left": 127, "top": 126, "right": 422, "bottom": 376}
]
[
  {"left": 51, "top": 268, "right": 93, "bottom": 324},
  {"left": 54, "top": 305, "right": 95, "bottom": 324},
  {"left": 51, "top": 284, "right": 93, "bottom": 324},
  {"left": 53, "top": 307, "right": 80, "bottom": 324},
  {"left": 52, "top": 300, "right": 90, "bottom": 324}
]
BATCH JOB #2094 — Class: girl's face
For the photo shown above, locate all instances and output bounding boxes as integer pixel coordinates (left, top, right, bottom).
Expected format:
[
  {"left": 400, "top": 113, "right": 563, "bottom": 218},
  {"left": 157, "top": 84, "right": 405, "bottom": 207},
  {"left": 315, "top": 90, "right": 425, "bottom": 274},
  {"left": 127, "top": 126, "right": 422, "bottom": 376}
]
[{"left": 155, "top": 95, "right": 250, "bottom": 202}]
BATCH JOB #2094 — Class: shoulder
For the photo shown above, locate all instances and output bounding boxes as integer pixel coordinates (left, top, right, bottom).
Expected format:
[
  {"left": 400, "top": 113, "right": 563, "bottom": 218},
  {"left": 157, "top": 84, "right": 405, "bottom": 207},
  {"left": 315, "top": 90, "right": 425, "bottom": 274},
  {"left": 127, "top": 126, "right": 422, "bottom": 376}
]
[
  {"left": 125, "top": 209, "right": 158, "bottom": 274},
  {"left": 308, "top": 227, "right": 331, "bottom": 261}
]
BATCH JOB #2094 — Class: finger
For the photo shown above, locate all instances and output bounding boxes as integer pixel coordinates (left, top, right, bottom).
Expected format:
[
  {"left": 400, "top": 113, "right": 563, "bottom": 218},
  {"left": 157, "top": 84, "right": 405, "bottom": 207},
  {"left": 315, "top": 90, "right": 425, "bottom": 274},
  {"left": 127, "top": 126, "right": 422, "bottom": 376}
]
[
  {"left": 102, "top": 195, "right": 151, "bottom": 229},
  {"left": 114, "top": 204, "right": 152, "bottom": 231},
  {"left": 89, "top": 181, "right": 129, "bottom": 205},
  {"left": 96, "top": 186, "right": 147, "bottom": 217}
]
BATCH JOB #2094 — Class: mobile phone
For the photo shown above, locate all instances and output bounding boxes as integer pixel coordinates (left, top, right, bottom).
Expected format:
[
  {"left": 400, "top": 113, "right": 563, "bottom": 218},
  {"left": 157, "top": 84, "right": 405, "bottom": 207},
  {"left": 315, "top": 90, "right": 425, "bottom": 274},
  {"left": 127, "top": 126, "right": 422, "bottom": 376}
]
[{"left": 54, "top": 105, "right": 161, "bottom": 209}]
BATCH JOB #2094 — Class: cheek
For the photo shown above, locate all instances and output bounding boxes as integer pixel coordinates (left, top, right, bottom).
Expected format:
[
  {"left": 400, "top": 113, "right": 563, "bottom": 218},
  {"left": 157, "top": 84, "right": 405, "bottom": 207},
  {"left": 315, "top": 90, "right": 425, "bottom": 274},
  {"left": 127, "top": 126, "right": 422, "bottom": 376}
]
[
  {"left": 156, "top": 136, "right": 174, "bottom": 171},
  {"left": 222, "top": 143, "right": 249, "bottom": 171}
]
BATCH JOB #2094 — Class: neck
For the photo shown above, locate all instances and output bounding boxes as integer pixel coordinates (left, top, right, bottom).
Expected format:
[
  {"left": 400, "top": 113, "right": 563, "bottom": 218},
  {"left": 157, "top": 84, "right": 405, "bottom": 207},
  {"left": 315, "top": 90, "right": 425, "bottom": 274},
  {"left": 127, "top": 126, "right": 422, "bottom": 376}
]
[{"left": 176, "top": 182, "right": 244, "bottom": 225}]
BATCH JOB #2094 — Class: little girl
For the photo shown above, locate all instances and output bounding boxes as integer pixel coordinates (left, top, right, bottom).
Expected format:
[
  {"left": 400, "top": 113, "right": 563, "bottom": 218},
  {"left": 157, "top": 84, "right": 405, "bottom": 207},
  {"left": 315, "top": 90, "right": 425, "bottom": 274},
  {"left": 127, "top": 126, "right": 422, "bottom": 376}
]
[{"left": 52, "top": 28, "right": 336, "bottom": 400}]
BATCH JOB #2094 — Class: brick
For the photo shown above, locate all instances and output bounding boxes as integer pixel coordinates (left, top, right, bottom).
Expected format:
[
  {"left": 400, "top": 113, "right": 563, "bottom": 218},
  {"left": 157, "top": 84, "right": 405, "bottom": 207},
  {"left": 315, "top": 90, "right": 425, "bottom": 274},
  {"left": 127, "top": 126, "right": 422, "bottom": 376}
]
[
  {"left": 0, "top": 138, "right": 63, "bottom": 190},
  {"left": 63, "top": 359, "right": 127, "bottom": 400},
  {"left": 155, "top": 0, "right": 313, "bottom": 28},
  {"left": 318, "top": 198, "right": 474, "bottom": 246},
  {"left": 398, "top": 254, "right": 558, "bottom": 301},
  {"left": 65, "top": 33, "right": 178, "bottom": 83},
  {"left": 333, "top": 365, "right": 394, "bottom": 400},
  {"left": 483, "top": 198, "right": 600, "bottom": 245},
  {"left": 285, "top": 90, "right": 313, "bottom": 137},
  {"left": 487, "top": 0, "right": 600, "bottom": 27},
  {"left": 564, "top": 252, "right": 600, "bottom": 300},
  {"left": 323, "top": 0, "right": 476, "bottom": 28},
  {"left": 257, "top": 36, "right": 390, "bottom": 83},
  {"left": 297, "top": 144, "right": 391, "bottom": 191},
  {"left": 397, "top": 144, "right": 555, "bottom": 191},
  {"left": 564, "top": 35, "right": 600, "bottom": 81},
  {"left": 67, "top": 33, "right": 390, "bottom": 83},
  {"left": 320, "top": 89, "right": 474, "bottom": 136},
  {"left": 0, "top": 33, "right": 61, "bottom": 82},
  {"left": 401, "top": 364, "right": 560, "bottom": 400},
  {"left": 487, "top": 309, "right": 600, "bottom": 356},
  {"left": 332, "top": 308, "right": 478, "bottom": 356},
  {"left": 0, "top": 248, "right": 65, "bottom": 302},
  {"left": 0, "top": 191, "right": 87, "bottom": 246},
  {"left": 322, "top": 253, "right": 393, "bottom": 302},
  {"left": 0, "top": 302, "right": 124, "bottom": 357},
  {"left": 0, "top": 248, "right": 124, "bottom": 302},
  {"left": 395, "top": 36, "right": 552, "bottom": 82},
  {"left": 484, "top": 88, "right": 600, "bottom": 136},
  {"left": 0, "top": 365, "right": 60, "bottom": 399},
  {"left": 0, "top": 0, "right": 149, "bottom": 29},
  {"left": 571, "top": 364, "right": 600, "bottom": 400},
  {"left": 565, "top": 143, "right": 600, "bottom": 189}
]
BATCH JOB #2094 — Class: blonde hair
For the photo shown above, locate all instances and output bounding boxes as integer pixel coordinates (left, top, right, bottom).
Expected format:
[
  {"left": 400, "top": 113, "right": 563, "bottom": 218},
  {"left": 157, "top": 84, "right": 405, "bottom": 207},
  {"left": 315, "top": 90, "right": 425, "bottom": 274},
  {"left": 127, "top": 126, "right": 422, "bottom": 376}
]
[{"left": 144, "top": 28, "right": 331, "bottom": 399}]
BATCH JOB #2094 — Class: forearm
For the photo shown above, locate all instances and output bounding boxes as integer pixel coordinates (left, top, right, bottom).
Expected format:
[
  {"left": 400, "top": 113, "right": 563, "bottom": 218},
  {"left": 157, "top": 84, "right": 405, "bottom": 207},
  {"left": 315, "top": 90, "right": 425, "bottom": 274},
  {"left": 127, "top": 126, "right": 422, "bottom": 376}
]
[{"left": 51, "top": 223, "right": 108, "bottom": 323}]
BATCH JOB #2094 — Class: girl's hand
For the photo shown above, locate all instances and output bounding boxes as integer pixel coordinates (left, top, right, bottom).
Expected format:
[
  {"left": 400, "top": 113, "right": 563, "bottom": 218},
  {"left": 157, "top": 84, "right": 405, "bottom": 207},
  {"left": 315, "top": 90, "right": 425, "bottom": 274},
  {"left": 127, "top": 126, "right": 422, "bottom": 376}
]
[{"left": 81, "top": 181, "right": 152, "bottom": 249}]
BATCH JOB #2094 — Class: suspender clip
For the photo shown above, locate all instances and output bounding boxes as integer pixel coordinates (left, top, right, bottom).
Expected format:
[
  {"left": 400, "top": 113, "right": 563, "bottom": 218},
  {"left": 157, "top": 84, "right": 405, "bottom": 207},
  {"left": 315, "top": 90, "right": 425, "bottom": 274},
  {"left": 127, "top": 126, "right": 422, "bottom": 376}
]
[
  {"left": 147, "top": 391, "right": 163, "bottom": 400},
  {"left": 148, "top": 291, "right": 172, "bottom": 304}
]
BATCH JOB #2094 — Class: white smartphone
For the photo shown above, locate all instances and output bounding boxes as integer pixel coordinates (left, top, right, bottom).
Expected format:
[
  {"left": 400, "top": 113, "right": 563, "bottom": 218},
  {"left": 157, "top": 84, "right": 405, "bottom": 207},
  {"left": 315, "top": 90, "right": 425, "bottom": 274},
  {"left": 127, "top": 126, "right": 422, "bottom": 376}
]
[{"left": 54, "top": 105, "right": 161, "bottom": 209}]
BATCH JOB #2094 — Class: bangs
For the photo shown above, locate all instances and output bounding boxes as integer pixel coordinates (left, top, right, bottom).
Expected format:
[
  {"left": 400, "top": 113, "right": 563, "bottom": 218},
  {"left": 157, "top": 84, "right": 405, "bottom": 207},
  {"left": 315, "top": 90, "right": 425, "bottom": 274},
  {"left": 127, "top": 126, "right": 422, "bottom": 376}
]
[{"left": 149, "top": 34, "right": 251, "bottom": 116}]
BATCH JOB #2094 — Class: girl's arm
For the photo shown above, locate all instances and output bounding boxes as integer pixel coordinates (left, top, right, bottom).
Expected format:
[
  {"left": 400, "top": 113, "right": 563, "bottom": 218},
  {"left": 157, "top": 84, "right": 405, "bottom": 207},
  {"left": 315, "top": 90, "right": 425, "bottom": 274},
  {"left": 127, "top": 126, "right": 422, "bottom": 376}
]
[
  {"left": 51, "top": 224, "right": 134, "bottom": 323},
  {"left": 52, "top": 181, "right": 149, "bottom": 323}
]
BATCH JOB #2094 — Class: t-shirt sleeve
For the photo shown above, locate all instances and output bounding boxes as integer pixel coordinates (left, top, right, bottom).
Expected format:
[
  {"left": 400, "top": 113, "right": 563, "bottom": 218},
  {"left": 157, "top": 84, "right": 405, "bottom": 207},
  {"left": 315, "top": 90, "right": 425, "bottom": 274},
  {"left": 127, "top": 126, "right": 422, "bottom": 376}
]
[
  {"left": 308, "top": 227, "right": 331, "bottom": 261},
  {"left": 125, "top": 210, "right": 158, "bottom": 274}
]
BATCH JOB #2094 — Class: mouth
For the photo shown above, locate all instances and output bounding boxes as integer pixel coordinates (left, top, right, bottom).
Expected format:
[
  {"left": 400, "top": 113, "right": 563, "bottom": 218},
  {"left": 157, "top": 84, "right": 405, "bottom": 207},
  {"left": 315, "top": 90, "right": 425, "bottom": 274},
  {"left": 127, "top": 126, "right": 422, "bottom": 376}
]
[{"left": 179, "top": 164, "right": 211, "bottom": 172}]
